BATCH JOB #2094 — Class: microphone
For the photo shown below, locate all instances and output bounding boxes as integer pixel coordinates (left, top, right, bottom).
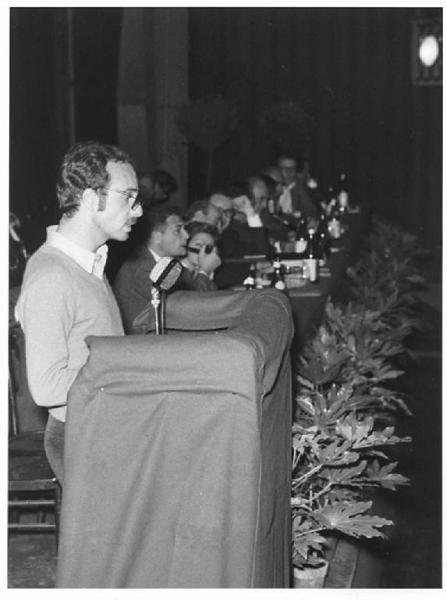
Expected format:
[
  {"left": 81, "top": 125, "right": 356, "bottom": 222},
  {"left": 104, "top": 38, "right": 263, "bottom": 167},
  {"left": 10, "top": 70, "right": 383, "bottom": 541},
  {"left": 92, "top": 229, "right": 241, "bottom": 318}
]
[
  {"left": 149, "top": 257, "right": 183, "bottom": 334},
  {"left": 150, "top": 256, "right": 182, "bottom": 291}
]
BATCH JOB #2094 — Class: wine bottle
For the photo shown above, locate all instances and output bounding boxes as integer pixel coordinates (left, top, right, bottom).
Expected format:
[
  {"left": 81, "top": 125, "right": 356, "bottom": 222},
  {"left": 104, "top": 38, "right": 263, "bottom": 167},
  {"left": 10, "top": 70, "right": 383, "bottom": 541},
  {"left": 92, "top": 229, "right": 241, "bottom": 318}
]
[
  {"left": 270, "top": 259, "right": 286, "bottom": 291},
  {"left": 244, "top": 263, "right": 257, "bottom": 290},
  {"left": 316, "top": 212, "right": 330, "bottom": 265},
  {"left": 294, "top": 214, "right": 308, "bottom": 255},
  {"left": 305, "top": 227, "right": 320, "bottom": 282},
  {"left": 337, "top": 173, "right": 349, "bottom": 212},
  {"left": 327, "top": 197, "right": 342, "bottom": 240}
]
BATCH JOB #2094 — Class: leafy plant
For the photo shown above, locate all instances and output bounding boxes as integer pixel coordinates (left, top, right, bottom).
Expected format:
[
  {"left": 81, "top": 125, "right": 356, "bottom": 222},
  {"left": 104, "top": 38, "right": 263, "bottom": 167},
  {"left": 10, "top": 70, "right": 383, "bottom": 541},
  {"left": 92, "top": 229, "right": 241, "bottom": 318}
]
[
  {"left": 297, "top": 301, "right": 411, "bottom": 416},
  {"left": 291, "top": 391, "right": 411, "bottom": 568},
  {"left": 346, "top": 217, "right": 427, "bottom": 335},
  {"left": 291, "top": 216, "right": 425, "bottom": 570}
]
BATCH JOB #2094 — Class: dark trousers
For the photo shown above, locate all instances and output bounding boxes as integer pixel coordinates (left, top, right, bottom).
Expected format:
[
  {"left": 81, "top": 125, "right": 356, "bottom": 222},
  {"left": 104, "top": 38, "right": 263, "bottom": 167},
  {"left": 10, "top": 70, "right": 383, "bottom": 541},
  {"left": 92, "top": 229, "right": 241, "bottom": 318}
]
[{"left": 44, "top": 414, "right": 65, "bottom": 487}]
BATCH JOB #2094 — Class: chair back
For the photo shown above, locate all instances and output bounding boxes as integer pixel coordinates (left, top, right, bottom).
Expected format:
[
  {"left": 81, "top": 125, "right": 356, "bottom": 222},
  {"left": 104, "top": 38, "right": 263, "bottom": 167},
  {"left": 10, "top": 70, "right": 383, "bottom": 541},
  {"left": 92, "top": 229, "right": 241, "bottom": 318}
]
[{"left": 9, "top": 321, "right": 48, "bottom": 435}]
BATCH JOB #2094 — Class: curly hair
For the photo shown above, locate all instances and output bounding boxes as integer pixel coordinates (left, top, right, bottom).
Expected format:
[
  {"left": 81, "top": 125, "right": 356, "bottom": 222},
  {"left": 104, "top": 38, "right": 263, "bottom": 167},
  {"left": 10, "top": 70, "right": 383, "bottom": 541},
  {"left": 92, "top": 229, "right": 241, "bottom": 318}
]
[
  {"left": 56, "top": 141, "right": 135, "bottom": 217},
  {"left": 151, "top": 169, "right": 178, "bottom": 195}
]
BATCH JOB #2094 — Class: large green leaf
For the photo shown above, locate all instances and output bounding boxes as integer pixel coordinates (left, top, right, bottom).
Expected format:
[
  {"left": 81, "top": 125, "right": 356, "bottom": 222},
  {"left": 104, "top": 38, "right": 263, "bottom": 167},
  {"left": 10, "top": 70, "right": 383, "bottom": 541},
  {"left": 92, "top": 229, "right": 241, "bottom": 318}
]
[
  {"left": 314, "top": 501, "right": 393, "bottom": 538},
  {"left": 366, "top": 460, "right": 411, "bottom": 490}
]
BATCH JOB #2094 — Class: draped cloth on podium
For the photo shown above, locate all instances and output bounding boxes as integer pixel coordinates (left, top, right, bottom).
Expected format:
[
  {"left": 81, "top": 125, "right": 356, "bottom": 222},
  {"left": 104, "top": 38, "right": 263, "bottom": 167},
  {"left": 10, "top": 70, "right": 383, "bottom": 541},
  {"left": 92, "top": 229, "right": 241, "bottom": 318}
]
[{"left": 56, "top": 289, "right": 294, "bottom": 588}]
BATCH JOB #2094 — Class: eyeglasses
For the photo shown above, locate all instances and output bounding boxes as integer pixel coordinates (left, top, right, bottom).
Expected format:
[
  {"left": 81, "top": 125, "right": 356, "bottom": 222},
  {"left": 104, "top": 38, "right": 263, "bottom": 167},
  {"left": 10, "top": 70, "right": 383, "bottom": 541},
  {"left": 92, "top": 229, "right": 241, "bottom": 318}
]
[
  {"left": 106, "top": 188, "right": 142, "bottom": 211},
  {"left": 187, "top": 244, "right": 215, "bottom": 255}
]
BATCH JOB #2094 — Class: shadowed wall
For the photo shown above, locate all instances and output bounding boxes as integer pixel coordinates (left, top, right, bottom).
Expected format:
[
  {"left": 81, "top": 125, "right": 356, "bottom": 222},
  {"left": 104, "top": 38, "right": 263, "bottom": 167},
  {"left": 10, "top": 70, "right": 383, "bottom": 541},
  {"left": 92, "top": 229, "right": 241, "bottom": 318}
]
[
  {"left": 189, "top": 7, "right": 442, "bottom": 251},
  {"left": 10, "top": 7, "right": 442, "bottom": 253}
]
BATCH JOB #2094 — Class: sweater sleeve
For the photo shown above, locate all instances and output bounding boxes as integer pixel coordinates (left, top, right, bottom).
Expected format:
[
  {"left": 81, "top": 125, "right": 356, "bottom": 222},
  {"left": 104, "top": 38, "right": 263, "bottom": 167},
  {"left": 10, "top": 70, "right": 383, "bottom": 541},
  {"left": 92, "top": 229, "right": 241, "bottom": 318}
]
[{"left": 15, "top": 268, "right": 81, "bottom": 409}]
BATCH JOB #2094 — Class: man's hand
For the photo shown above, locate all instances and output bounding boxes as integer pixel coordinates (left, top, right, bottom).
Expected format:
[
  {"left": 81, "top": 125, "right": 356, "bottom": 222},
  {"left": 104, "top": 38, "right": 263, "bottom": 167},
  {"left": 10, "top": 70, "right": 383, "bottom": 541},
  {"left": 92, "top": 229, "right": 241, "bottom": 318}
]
[
  {"left": 197, "top": 246, "right": 221, "bottom": 275},
  {"left": 232, "top": 195, "right": 256, "bottom": 218}
]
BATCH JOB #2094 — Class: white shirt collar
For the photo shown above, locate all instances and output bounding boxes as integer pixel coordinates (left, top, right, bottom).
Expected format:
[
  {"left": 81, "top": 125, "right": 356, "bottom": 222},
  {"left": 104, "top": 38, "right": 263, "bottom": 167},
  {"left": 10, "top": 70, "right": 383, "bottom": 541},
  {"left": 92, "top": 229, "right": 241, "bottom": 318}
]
[
  {"left": 148, "top": 247, "right": 162, "bottom": 262},
  {"left": 46, "top": 225, "right": 108, "bottom": 279}
]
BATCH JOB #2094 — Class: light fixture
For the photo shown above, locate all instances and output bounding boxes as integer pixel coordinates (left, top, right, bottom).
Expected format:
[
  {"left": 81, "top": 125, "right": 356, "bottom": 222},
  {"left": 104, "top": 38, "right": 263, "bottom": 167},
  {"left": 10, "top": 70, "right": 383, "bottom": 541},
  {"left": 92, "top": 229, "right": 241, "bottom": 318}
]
[
  {"left": 419, "top": 35, "right": 440, "bottom": 67},
  {"left": 412, "top": 18, "right": 442, "bottom": 86}
]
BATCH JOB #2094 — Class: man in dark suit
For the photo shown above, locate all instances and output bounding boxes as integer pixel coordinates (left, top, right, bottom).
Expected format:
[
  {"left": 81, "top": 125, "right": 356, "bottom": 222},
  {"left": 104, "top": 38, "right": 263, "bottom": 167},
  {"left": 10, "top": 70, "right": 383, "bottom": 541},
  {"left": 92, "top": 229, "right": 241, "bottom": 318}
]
[
  {"left": 277, "top": 154, "right": 319, "bottom": 221},
  {"left": 113, "top": 206, "right": 219, "bottom": 333}
]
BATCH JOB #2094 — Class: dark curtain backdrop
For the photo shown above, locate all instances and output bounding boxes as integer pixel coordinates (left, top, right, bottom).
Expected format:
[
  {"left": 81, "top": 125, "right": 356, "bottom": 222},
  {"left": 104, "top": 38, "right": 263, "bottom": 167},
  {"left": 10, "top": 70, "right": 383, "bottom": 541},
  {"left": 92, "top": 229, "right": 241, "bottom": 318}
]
[
  {"left": 10, "top": 7, "right": 442, "bottom": 253},
  {"left": 72, "top": 8, "right": 122, "bottom": 143},
  {"left": 189, "top": 7, "right": 442, "bottom": 250},
  {"left": 10, "top": 8, "right": 122, "bottom": 252},
  {"left": 10, "top": 8, "right": 71, "bottom": 251}
]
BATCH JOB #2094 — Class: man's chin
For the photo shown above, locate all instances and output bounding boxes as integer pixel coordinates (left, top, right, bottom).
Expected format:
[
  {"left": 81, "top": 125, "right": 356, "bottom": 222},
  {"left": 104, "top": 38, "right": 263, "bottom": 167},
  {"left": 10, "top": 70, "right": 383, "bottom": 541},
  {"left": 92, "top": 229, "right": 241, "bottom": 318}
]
[{"left": 112, "top": 231, "right": 130, "bottom": 242}]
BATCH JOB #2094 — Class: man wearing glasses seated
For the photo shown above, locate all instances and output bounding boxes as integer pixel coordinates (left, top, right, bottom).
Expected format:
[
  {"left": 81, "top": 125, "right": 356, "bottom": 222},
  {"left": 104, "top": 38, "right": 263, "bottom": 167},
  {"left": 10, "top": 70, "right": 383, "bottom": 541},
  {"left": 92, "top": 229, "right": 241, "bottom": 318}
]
[
  {"left": 14, "top": 141, "right": 143, "bottom": 486},
  {"left": 113, "top": 206, "right": 220, "bottom": 334},
  {"left": 209, "top": 185, "right": 270, "bottom": 261},
  {"left": 182, "top": 221, "right": 221, "bottom": 290}
]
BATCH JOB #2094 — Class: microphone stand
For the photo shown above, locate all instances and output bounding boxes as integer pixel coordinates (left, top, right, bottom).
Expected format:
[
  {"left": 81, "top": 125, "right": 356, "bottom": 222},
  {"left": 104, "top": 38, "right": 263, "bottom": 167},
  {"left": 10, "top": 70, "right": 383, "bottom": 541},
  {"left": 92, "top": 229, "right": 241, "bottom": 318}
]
[
  {"left": 149, "top": 257, "right": 182, "bottom": 335},
  {"left": 160, "top": 291, "right": 166, "bottom": 335},
  {"left": 151, "top": 287, "right": 162, "bottom": 335}
]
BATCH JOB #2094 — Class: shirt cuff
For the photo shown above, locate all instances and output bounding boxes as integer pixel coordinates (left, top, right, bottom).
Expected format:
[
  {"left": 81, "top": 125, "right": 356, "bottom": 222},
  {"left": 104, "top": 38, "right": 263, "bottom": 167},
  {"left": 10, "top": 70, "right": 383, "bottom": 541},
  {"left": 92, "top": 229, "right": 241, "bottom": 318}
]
[{"left": 247, "top": 214, "right": 263, "bottom": 228}]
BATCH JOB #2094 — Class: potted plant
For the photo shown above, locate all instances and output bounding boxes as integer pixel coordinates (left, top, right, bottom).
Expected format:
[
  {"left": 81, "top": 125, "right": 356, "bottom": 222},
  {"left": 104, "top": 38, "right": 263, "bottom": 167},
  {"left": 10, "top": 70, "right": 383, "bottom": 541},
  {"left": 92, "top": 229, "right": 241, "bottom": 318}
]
[
  {"left": 291, "top": 382, "right": 411, "bottom": 587},
  {"left": 290, "top": 217, "right": 426, "bottom": 587},
  {"left": 346, "top": 217, "right": 426, "bottom": 331}
]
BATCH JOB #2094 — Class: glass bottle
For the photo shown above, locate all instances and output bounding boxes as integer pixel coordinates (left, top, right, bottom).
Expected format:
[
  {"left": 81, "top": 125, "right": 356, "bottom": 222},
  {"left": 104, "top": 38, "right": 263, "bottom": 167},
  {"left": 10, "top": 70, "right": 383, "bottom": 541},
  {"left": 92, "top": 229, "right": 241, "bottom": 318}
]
[
  {"left": 328, "top": 197, "right": 342, "bottom": 240},
  {"left": 337, "top": 173, "right": 349, "bottom": 213},
  {"left": 305, "top": 228, "right": 320, "bottom": 282},
  {"left": 244, "top": 263, "right": 257, "bottom": 290},
  {"left": 270, "top": 259, "right": 286, "bottom": 291},
  {"left": 294, "top": 213, "right": 308, "bottom": 255},
  {"left": 316, "top": 212, "right": 330, "bottom": 265}
]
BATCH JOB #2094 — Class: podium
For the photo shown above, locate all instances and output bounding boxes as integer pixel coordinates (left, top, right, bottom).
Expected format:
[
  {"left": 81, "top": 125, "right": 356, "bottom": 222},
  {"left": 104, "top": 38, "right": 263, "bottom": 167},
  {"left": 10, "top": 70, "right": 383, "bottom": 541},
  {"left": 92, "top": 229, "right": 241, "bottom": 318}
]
[{"left": 56, "top": 289, "right": 294, "bottom": 588}]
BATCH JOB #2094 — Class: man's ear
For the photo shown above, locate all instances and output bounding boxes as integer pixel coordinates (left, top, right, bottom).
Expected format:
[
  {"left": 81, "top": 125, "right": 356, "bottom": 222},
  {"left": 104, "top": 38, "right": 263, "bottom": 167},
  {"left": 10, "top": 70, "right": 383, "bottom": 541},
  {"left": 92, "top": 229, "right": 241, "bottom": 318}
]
[
  {"left": 151, "top": 229, "right": 162, "bottom": 245},
  {"left": 81, "top": 188, "right": 105, "bottom": 212}
]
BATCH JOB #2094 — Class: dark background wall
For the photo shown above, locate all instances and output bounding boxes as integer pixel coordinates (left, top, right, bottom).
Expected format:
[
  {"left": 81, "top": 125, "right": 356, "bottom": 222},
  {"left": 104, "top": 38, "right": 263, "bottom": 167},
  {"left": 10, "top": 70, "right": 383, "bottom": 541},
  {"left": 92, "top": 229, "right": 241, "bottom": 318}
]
[
  {"left": 10, "top": 7, "right": 442, "bottom": 254},
  {"left": 188, "top": 7, "right": 442, "bottom": 250},
  {"left": 10, "top": 7, "right": 123, "bottom": 251},
  {"left": 10, "top": 8, "right": 70, "bottom": 250}
]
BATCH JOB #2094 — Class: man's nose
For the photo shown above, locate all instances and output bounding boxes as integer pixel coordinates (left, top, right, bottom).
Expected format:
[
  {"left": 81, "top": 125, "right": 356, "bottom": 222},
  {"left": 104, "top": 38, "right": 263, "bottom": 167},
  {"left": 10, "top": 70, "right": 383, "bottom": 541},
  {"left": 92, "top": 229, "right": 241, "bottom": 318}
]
[{"left": 134, "top": 204, "right": 143, "bottom": 218}]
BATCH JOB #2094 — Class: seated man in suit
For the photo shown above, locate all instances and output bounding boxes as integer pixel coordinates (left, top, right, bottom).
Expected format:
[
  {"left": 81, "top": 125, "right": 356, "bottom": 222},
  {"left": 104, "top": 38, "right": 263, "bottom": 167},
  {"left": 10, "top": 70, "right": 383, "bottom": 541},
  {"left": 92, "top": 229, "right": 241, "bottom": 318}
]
[
  {"left": 256, "top": 174, "right": 292, "bottom": 244},
  {"left": 211, "top": 180, "right": 270, "bottom": 261},
  {"left": 113, "top": 206, "right": 220, "bottom": 333},
  {"left": 209, "top": 181, "right": 272, "bottom": 289},
  {"left": 184, "top": 199, "right": 223, "bottom": 232},
  {"left": 277, "top": 154, "right": 319, "bottom": 222}
]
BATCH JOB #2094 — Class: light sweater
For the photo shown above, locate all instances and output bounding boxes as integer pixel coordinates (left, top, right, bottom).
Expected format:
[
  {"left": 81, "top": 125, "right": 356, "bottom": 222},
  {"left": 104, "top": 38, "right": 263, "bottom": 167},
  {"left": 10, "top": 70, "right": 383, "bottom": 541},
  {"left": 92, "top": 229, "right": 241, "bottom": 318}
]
[{"left": 15, "top": 231, "right": 124, "bottom": 422}]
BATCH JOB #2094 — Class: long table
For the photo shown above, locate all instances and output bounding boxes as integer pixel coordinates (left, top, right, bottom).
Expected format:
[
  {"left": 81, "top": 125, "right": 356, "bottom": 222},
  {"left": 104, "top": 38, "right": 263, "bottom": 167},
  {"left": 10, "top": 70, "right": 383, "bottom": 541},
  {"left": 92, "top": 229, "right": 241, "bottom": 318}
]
[{"left": 217, "top": 210, "right": 368, "bottom": 355}]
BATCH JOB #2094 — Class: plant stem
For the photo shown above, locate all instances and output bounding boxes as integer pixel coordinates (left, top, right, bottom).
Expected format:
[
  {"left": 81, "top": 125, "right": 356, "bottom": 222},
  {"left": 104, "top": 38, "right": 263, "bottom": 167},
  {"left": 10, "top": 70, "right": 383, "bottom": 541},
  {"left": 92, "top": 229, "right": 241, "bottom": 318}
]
[
  {"left": 293, "top": 463, "right": 323, "bottom": 486},
  {"left": 310, "top": 482, "right": 333, "bottom": 503},
  {"left": 294, "top": 527, "right": 325, "bottom": 539}
]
